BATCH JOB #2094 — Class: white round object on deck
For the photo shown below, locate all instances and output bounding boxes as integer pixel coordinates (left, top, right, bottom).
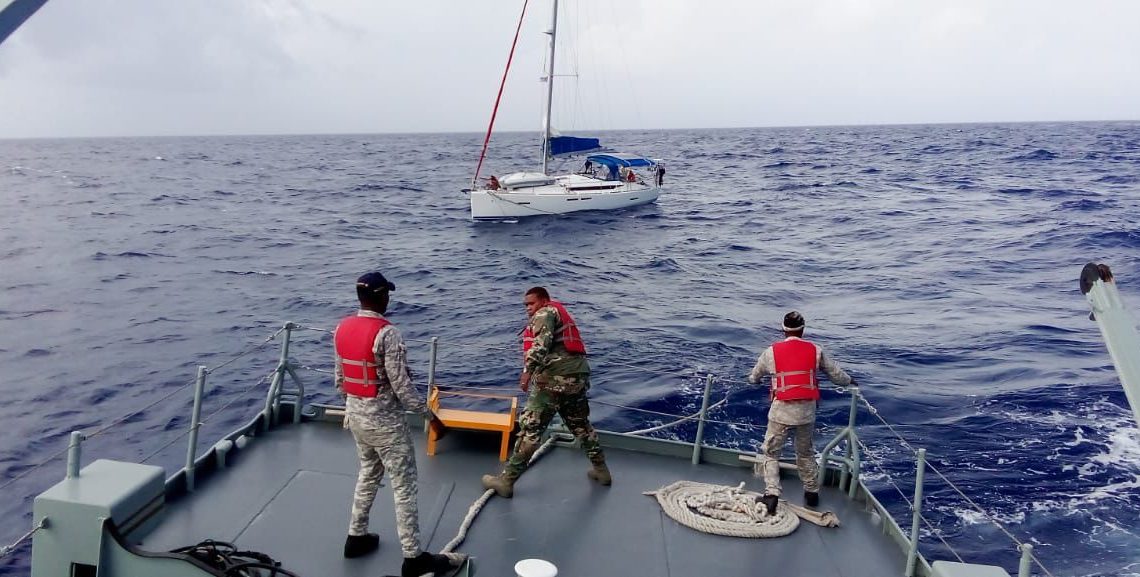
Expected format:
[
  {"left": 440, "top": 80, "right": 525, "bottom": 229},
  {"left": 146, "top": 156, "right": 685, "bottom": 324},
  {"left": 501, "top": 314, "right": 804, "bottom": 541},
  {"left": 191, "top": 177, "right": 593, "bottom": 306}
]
[{"left": 514, "top": 558, "right": 558, "bottom": 577}]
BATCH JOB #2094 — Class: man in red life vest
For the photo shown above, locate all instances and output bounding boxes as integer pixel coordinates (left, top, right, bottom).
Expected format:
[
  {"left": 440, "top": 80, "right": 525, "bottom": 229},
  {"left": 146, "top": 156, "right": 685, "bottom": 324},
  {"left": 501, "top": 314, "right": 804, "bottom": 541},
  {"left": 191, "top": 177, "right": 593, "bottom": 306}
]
[
  {"left": 334, "top": 271, "right": 459, "bottom": 577},
  {"left": 481, "top": 286, "right": 610, "bottom": 498},
  {"left": 748, "top": 311, "right": 855, "bottom": 515}
]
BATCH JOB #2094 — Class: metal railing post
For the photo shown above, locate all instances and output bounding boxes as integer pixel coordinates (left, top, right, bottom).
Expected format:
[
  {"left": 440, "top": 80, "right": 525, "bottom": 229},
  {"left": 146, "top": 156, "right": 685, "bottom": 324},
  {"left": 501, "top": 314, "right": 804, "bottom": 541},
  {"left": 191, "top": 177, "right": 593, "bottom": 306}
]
[
  {"left": 839, "top": 388, "right": 858, "bottom": 491},
  {"left": 691, "top": 374, "right": 714, "bottom": 465},
  {"left": 1018, "top": 543, "right": 1033, "bottom": 577},
  {"left": 263, "top": 322, "right": 293, "bottom": 430},
  {"left": 66, "top": 431, "right": 85, "bottom": 479},
  {"left": 285, "top": 365, "right": 306, "bottom": 424},
  {"left": 428, "top": 336, "right": 439, "bottom": 387},
  {"left": 184, "top": 365, "right": 207, "bottom": 492},
  {"left": 272, "top": 323, "right": 294, "bottom": 425},
  {"left": 905, "top": 448, "right": 927, "bottom": 577}
]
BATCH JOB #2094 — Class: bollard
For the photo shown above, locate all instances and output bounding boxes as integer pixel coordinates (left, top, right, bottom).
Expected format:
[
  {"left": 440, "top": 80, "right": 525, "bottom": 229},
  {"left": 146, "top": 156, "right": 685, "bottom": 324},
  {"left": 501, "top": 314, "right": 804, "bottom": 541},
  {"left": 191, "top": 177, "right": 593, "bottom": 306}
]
[
  {"left": 214, "top": 439, "right": 234, "bottom": 470},
  {"left": 1018, "top": 543, "right": 1034, "bottom": 577},
  {"left": 905, "top": 448, "right": 927, "bottom": 577},
  {"left": 184, "top": 365, "right": 207, "bottom": 492},
  {"left": 691, "top": 374, "right": 715, "bottom": 465},
  {"left": 66, "top": 431, "right": 85, "bottom": 479}
]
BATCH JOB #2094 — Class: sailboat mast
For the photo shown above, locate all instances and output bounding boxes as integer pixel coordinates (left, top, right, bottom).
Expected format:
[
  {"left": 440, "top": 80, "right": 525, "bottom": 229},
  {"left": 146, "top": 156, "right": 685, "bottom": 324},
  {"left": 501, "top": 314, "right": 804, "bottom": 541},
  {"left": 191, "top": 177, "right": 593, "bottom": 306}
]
[{"left": 541, "top": 0, "right": 559, "bottom": 174}]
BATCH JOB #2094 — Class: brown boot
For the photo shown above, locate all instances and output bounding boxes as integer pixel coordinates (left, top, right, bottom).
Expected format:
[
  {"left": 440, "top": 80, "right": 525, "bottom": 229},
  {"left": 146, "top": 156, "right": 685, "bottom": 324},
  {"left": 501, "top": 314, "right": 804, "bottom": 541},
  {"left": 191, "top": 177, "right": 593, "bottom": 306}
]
[
  {"left": 481, "top": 473, "right": 515, "bottom": 498},
  {"left": 587, "top": 463, "right": 612, "bottom": 486}
]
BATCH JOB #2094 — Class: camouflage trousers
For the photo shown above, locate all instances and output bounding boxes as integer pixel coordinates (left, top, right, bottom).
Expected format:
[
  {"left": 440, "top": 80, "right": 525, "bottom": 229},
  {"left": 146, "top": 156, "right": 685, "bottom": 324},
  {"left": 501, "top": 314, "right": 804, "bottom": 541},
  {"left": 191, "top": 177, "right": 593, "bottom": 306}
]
[
  {"left": 503, "top": 380, "right": 605, "bottom": 479},
  {"left": 347, "top": 420, "right": 422, "bottom": 558},
  {"left": 756, "top": 420, "right": 820, "bottom": 495}
]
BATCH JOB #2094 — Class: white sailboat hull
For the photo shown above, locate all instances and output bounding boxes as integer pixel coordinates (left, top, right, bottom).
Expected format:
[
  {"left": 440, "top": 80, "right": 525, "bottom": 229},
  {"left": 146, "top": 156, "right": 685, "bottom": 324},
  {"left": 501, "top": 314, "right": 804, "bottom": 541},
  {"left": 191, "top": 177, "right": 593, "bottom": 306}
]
[{"left": 470, "top": 174, "right": 661, "bottom": 220}]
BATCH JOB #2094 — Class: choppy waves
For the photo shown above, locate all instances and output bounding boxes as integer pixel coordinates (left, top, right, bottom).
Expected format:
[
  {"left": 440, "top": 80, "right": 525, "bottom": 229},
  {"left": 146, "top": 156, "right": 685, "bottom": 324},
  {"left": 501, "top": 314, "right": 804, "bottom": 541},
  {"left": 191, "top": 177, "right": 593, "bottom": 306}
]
[{"left": 1, "top": 122, "right": 1140, "bottom": 575}]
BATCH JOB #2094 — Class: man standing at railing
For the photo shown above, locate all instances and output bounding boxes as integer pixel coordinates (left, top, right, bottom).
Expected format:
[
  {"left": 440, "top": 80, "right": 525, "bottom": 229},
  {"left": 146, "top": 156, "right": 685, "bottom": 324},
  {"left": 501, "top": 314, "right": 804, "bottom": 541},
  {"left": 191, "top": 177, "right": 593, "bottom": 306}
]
[
  {"left": 748, "top": 311, "right": 855, "bottom": 516},
  {"left": 481, "top": 286, "right": 611, "bottom": 498},
  {"left": 334, "top": 271, "right": 459, "bottom": 577}
]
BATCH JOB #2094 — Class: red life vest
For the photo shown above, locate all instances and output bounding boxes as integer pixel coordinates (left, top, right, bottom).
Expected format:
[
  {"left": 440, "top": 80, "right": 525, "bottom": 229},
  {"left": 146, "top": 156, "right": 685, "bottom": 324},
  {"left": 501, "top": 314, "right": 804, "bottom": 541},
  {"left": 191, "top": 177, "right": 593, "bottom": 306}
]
[
  {"left": 771, "top": 338, "right": 820, "bottom": 401},
  {"left": 334, "top": 315, "right": 391, "bottom": 398},
  {"left": 521, "top": 300, "right": 586, "bottom": 359}
]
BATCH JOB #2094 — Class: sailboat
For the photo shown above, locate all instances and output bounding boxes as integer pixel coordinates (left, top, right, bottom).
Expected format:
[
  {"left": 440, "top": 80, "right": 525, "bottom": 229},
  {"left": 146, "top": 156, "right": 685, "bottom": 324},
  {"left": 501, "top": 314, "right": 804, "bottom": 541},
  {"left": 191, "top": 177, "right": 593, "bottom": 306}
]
[{"left": 467, "top": 0, "right": 664, "bottom": 221}]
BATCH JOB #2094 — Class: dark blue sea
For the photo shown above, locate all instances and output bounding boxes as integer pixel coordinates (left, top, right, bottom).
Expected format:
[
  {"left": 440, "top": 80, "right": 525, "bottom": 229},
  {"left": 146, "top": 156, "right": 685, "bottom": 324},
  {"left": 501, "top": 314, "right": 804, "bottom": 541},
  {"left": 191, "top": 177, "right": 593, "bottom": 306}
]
[{"left": 2, "top": 122, "right": 1139, "bottom": 576}]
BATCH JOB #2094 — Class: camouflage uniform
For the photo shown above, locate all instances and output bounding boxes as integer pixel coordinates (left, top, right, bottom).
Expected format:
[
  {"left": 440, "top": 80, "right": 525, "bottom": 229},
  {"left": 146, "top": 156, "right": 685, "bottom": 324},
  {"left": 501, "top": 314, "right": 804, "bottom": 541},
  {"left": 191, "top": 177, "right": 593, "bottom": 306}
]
[
  {"left": 747, "top": 337, "right": 852, "bottom": 496},
  {"left": 503, "top": 304, "right": 604, "bottom": 479},
  {"left": 334, "top": 310, "right": 428, "bottom": 559}
]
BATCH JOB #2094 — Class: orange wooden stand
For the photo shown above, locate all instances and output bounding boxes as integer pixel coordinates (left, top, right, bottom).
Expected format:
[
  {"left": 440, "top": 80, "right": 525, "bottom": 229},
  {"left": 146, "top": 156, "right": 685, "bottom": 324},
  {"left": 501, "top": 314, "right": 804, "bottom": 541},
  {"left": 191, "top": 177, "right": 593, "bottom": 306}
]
[{"left": 427, "top": 386, "right": 518, "bottom": 461}]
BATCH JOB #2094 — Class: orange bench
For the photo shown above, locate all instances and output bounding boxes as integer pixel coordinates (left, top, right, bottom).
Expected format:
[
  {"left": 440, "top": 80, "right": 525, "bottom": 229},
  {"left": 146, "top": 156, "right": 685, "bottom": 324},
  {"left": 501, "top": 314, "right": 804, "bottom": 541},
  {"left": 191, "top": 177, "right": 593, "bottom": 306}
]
[{"left": 427, "top": 386, "right": 518, "bottom": 461}]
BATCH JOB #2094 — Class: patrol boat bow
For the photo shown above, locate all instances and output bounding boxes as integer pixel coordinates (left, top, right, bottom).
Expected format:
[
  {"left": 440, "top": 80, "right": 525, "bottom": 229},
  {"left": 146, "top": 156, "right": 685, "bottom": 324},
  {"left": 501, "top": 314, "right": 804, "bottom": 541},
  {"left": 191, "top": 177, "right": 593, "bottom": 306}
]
[{"left": 12, "top": 322, "right": 1057, "bottom": 577}]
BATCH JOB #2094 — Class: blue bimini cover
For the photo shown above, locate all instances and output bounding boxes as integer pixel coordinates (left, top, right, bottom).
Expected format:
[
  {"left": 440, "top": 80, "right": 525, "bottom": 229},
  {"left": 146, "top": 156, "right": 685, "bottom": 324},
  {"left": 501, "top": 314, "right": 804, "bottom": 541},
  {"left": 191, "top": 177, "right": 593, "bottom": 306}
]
[
  {"left": 585, "top": 153, "right": 657, "bottom": 169},
  {"left": 549, "top": 136, "right": 604, "bottom": 157}
]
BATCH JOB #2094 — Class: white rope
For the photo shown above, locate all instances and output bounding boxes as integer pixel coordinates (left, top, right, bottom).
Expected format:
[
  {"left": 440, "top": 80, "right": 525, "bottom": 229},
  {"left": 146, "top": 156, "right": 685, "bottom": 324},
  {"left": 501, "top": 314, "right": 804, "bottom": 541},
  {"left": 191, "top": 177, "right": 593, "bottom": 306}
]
[
  {"left": 440, "top": 435, "right": 559, "bottom": 554},
  {"left": 623, "top": 396, "right": 730, "bottom": 435},
  {"left": 645, "top": 481, "right": 803, "bottom": 538}
]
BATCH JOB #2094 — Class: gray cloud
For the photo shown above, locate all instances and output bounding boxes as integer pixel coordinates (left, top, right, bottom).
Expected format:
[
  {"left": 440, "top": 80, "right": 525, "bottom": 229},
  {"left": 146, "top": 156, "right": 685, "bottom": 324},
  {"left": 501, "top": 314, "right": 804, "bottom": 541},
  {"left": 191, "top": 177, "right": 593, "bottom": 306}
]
[{"left": 0, "top": 0, "right": 1137, "bottom": 138}]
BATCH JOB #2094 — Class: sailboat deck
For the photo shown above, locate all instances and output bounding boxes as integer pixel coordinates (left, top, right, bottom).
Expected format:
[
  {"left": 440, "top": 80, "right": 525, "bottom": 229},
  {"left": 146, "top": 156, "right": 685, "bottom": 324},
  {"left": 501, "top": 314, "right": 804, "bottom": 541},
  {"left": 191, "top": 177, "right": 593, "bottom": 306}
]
[{"left": 141, "top": 420, "right": 909, "bottom": 577}]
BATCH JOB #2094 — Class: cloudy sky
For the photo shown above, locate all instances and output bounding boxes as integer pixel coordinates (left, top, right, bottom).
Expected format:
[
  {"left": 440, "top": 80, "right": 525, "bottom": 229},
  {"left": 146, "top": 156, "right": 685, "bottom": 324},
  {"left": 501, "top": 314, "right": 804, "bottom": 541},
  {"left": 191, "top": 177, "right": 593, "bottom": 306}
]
[{"left": 1, "top": 0, "right": 1138, "bottom": 139}]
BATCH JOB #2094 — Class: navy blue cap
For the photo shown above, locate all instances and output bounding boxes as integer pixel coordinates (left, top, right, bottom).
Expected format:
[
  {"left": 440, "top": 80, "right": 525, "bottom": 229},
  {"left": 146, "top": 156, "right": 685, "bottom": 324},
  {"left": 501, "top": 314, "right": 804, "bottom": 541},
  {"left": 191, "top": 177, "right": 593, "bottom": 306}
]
[{"left": 357, "top": 271, "right": 395, "bottom": 293}]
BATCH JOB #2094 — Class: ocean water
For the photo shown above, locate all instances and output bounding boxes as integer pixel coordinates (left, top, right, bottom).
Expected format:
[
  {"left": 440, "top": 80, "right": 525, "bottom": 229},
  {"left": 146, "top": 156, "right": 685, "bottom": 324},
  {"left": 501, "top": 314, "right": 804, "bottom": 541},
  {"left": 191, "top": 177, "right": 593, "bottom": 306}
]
[{"left": 2, "top": 122, "right": 1139, "bottom": 576}]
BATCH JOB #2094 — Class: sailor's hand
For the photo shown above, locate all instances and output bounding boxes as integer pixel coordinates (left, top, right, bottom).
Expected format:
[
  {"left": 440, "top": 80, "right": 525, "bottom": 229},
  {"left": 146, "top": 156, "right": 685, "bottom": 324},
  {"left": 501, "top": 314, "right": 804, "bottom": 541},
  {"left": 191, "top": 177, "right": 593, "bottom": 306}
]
[{"left": 519, "top": 371, "right": 530, "bottom": 393}]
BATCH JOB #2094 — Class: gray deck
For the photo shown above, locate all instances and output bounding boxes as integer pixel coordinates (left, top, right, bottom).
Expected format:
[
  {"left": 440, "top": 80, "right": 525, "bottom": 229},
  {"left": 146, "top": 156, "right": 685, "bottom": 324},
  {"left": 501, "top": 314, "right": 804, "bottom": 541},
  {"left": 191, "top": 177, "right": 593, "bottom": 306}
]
[{"left": 142, "top": 421, "right": 908, "bottom": 577}]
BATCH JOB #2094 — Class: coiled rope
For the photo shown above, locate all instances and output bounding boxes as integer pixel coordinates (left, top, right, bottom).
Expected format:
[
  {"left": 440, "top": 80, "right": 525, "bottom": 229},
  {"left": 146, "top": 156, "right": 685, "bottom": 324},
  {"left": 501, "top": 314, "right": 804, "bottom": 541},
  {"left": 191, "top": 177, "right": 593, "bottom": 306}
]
[{"left": 646, "top": 481, "right": 801, "bottom": 538}]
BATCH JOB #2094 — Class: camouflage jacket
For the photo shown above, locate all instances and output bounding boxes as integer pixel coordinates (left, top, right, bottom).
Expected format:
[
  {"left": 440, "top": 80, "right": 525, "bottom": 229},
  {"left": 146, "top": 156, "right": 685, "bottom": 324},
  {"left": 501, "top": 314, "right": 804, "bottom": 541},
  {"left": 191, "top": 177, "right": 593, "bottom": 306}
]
[{"left": 524, "top": 304, "right": 590, "bottom": 392}]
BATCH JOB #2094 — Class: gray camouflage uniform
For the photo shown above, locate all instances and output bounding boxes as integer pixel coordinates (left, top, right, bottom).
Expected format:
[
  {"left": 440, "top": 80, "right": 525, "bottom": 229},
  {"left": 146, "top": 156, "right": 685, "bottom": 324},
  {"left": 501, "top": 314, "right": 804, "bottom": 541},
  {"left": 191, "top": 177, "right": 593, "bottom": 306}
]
[
  {"left": 747, "top": 336, "right": 852, "bottom": 495},
  {"left": 334, "top": 310, "right": 429, "bottom": 559}
]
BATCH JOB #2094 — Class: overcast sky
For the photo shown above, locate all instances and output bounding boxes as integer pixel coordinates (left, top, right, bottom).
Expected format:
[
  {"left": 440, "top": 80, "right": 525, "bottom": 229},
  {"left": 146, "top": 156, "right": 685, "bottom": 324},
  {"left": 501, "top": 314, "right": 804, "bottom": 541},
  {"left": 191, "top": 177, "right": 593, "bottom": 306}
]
[{"left": 1, "top": 0, "right": 1138, "bottom": 139}]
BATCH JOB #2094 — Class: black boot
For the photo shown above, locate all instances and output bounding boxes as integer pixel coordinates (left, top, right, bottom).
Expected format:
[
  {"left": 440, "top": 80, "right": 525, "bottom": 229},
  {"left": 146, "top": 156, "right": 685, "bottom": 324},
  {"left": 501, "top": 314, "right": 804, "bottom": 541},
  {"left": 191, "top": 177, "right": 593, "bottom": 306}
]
[
  {"left": 761, "top": 494, "right": 779, "bottom": 516},
  {"left": 343, "top": 533, "right": 379, "bottom": 558},
  {"left": 804, "top": 491, "right": 820, "bottom": 507},
  {"left": 401, "top": 551, "right": 461, "bottom": 577}
]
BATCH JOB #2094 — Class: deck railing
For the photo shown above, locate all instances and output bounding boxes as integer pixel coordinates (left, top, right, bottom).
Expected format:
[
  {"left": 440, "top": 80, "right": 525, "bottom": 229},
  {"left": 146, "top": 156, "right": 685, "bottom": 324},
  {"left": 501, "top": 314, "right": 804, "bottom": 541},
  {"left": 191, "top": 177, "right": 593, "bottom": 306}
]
[{"left": 4, "top": 321, "right": 1055, "bottom": 577}]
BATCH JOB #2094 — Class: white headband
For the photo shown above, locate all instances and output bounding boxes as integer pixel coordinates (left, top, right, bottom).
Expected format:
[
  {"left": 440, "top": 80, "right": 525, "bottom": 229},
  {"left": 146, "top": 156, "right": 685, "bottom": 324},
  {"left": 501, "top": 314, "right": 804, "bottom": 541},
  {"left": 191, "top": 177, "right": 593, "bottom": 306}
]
[{"left": 782, "top": 323, "right": 804, "bottom": 331}]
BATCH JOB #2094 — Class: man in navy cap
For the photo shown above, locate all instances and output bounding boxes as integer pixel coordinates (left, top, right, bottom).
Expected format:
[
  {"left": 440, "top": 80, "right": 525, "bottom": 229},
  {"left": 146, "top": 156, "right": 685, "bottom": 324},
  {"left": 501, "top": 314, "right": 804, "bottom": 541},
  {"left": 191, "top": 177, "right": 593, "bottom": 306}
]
[
  {"left": 334, "top": 271, "right": 459, "bottom": 577},
  {"left": 747, "top": 311, "right": 855, "bottom": 516}
]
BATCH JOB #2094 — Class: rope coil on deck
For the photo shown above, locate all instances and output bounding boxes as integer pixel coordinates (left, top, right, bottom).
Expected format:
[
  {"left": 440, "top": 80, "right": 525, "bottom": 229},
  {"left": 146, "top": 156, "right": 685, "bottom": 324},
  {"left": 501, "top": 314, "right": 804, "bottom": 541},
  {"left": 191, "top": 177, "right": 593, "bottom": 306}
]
[{"left": 645, "top": 481, "right": 801, "bottom": 538}]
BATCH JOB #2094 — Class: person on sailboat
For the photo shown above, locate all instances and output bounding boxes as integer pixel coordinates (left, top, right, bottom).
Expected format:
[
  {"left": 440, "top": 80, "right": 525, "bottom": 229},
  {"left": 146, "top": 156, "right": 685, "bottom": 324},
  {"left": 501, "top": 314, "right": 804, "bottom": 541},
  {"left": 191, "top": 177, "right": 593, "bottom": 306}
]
[
  {"left": 486, "top": 175, "right": 501, "bottom": 190},
  {"left": 481, "top": 287, "right": 611, "bottom": 498},
  {"left": 747, "top": 311, "right": 855, "bottom": 516}
]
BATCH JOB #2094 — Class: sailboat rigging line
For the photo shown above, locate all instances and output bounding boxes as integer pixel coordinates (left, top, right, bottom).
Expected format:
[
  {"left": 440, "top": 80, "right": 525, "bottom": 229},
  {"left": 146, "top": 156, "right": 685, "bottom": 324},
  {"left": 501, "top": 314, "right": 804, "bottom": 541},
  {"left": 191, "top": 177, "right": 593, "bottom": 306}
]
[{"left": 472, "top": 0, "right": 531, "bottom": 190}]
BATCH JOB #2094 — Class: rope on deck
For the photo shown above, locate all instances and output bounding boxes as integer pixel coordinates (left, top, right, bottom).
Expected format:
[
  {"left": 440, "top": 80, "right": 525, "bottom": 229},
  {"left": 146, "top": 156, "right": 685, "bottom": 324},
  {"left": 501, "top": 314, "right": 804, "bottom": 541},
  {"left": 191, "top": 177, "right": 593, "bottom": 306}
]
[
  {"left": 439, "top": 435, "right": 558, "bottom": 555},
  {"left": 645, "top": 481, "right": 808, "bottom": 538}
]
